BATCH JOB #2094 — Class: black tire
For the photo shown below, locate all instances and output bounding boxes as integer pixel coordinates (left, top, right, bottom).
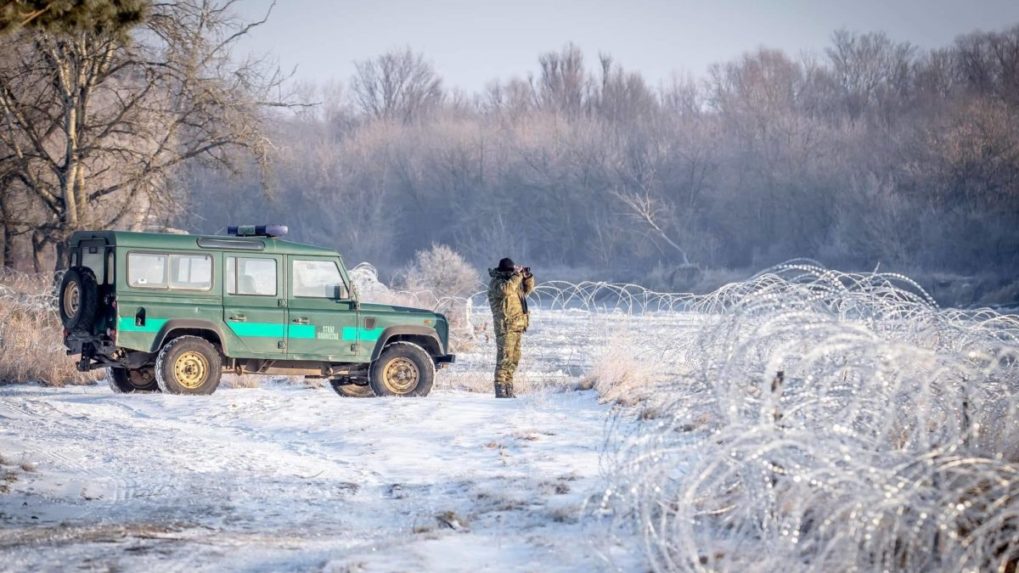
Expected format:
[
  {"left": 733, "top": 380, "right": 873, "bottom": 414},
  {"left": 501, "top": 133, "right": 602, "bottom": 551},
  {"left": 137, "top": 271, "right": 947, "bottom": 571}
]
[
  {"left": 155, "top": 336, "right": 222, "bottom": 395},
  {"left": 330, "top": 379, "right": 376, "bottom": 398},
  {"left": 369, "top": 342, "right": 434, "bottom": 397},
  {"left": 107, "top": 367, "right": 160, "bottom": 393},
  {"left": 58, "top": 267, "right": 99, "bottom": 332}
]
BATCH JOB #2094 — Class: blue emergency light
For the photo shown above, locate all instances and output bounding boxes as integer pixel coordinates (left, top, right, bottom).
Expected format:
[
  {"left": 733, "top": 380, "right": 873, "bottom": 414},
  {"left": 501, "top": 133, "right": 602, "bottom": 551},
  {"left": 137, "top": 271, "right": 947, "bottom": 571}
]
[{"left": 227, "top": 225, "right": 288, "bottom": 238}]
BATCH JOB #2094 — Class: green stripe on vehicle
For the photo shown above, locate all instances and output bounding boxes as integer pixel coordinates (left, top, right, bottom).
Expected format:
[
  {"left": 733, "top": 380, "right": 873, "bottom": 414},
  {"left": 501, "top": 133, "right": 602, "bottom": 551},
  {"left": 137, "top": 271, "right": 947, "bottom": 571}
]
[
  {"left": 118, "top": 317, "right": 168, "bottom": 333},
  {"left": 121, "top": 318, "right": 383, "bottom": 342},
  {"left": 288, "top": 324, "right": 316, "bottom": 339},
  {"left": 227, "top": 322, "right": 285, "bottom": 338}
]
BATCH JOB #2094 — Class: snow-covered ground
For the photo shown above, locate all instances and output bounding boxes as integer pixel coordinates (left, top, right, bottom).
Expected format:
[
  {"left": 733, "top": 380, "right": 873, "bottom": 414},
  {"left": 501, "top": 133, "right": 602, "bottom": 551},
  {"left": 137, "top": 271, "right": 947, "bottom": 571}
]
[{"left": 0, "top": 383, "right": 636, "bottom": 572}]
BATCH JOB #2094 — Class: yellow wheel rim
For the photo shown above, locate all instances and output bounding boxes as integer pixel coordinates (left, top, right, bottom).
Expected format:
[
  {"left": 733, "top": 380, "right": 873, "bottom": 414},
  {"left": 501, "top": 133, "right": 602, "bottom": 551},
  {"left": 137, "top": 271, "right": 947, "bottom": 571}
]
[
  {"left": 174, "top": 350, "right": 209, "bottom": 390},
  {"left": 382, "top": 357, "right": 419, "bottom": 394},
  {"left": 63, "top": 281, "right": 80, "bottom": 318}
]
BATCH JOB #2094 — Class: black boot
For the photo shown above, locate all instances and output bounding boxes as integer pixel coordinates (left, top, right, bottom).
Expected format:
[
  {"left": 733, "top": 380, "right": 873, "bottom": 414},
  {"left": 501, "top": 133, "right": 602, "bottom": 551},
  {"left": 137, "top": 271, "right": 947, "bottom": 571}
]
[
  {"left": 494, "top": 383, "right": 507, "bottom": 398},
  {"left": 504, "top": 384, "right": 515, "bottom": 398}
]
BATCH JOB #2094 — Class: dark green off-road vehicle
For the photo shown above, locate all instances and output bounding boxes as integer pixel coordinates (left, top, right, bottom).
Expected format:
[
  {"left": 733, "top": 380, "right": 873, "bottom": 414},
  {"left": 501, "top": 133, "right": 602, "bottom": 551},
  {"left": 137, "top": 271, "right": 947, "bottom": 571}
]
[{"left": 59, "top": 226, "right": 454, "bottom": 397}]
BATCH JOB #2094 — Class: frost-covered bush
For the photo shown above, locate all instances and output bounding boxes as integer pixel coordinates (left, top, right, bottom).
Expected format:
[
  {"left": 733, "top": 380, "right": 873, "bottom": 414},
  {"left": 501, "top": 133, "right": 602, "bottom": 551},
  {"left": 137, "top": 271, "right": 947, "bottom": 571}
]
[
  {"left": 399, "top": 243, "right": 481, "bottom": 299},
  {"left": 349, "top": 259, "right": 482, "bottom": 352},
  {"left": 599, "top": 264, "right": 1019, "bottom": 572},
  {"left": 0, "top": 272, "right": 100, "bottom": 386}
]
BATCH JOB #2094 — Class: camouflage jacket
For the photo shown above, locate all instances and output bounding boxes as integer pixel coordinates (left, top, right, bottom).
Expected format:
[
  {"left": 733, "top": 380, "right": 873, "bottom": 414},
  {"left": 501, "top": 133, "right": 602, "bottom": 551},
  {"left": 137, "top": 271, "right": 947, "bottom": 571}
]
[{"left": 487, "top": 269, "right": 536, "bottom": 333}]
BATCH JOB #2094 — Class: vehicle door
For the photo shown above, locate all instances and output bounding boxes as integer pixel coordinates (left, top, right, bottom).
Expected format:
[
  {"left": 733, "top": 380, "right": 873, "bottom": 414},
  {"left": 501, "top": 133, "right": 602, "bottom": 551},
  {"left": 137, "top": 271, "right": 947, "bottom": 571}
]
[
  {"left": 222, "top": 254, "right": 287, "bottom": 358},
  {"left": 286, "top": 256, "right": 359, "bottom": 361}
]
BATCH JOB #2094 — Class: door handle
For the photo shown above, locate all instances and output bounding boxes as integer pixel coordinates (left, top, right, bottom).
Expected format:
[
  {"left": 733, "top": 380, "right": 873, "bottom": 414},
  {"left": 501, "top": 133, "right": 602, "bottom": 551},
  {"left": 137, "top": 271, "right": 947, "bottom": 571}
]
[
  {"left": 292, "top": 317, "right": 310, "bottom": 325},
  {"left": 228, "top": 314, "right": 247, "bottom": 322}
]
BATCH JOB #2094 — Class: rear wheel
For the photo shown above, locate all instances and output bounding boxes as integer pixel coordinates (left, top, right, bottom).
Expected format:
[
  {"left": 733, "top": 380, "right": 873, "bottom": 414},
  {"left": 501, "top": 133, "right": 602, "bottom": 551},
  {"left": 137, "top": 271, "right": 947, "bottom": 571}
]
[
  {"left": 107, "top": 367, "right": 160, "bottom": 393},
  {"left": 155, "top": 336, "right": 222, "bottom": 395},
  {"left": 369, "top": 342, "right": 434, "bottom": 397}
]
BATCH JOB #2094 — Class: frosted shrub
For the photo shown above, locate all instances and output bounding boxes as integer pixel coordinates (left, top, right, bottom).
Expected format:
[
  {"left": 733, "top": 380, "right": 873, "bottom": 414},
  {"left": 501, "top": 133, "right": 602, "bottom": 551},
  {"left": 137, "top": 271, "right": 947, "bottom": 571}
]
[
  {"left": 599, "top": 264, "right": 1019, "bottom": 572},
  {"left": 348, "top": 257, "right": 481, "bottom": 352},
  {"left": 400, "top": 243, "right": 481, "bottom": 299}
]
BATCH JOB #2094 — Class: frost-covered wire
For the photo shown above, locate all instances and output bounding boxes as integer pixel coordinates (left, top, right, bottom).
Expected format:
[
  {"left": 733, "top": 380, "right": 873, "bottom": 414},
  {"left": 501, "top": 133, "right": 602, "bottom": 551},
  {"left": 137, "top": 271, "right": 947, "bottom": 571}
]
[{"left": 596, "top": 263, "right": 1019, "bottom": 572}]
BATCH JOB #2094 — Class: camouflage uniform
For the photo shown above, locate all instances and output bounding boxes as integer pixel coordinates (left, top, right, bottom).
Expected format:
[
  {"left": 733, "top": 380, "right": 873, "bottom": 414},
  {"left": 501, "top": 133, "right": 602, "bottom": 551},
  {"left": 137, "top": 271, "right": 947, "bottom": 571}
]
[{"left": 487, "top": 267, "right": 536, "bottom": 397}]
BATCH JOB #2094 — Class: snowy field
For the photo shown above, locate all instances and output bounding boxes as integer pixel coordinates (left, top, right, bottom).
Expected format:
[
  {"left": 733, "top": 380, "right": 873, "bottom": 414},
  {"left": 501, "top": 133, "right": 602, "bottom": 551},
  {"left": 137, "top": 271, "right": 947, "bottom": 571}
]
[{"left": 0, "top": 384, "right": 630, "bottom": 572}]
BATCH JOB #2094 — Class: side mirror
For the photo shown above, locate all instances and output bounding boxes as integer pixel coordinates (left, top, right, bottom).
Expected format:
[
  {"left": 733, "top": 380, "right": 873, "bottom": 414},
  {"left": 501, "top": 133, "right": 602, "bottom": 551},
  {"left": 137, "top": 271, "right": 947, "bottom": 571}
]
[{"left": 336, "top": 284, "right": 353, "bottom": 301}]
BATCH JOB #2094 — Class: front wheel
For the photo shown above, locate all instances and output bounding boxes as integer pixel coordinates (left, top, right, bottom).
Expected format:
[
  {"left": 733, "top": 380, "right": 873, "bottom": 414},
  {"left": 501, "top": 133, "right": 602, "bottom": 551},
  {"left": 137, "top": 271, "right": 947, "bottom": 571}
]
[
  {"left": 155, "top": 336, "right": 222, "bottom": 395},
  {"left": 107, "top": 367, "right": 160, "bottom": 393},
  {"left": 369, "top": 342, "right": 435, "bottom": 397}
]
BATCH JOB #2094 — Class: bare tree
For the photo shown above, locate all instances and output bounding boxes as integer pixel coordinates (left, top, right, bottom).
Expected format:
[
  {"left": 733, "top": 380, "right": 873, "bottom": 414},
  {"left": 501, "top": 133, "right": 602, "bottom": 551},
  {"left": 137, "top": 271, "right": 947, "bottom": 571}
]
[
  {"left": 350, "top": 48, "right": 444, "bottom": 123},
  {"left": 826, "top": 30, "right": 916, "bottom": 122},
  {"left": 534, "top": 43, "right": 588, "bottom": 117},
  {"left": 954, "top": 25, "right": 1019, "bottom": 106}
]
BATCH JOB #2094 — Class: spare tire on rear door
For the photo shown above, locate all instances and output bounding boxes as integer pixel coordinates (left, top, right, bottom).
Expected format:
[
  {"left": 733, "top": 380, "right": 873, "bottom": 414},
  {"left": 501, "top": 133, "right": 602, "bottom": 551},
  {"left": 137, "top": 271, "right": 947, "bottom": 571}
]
[{"left": 59, "top": 267, "right": 99, "bottom": 332}]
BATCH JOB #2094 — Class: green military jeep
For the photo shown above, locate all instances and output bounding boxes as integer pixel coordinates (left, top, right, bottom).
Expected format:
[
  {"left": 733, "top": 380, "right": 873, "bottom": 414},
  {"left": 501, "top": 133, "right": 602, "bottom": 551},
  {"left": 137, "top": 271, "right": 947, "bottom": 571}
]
[{"left": 59, "top": 226, "right": 454, "bottom": 397}]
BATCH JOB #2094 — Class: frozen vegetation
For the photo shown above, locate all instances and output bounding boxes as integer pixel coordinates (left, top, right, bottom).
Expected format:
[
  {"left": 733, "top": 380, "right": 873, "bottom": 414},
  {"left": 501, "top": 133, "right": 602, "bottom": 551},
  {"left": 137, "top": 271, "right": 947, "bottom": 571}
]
[{"left": 1, "top": 262, "right": 1017, "bottom": 571}]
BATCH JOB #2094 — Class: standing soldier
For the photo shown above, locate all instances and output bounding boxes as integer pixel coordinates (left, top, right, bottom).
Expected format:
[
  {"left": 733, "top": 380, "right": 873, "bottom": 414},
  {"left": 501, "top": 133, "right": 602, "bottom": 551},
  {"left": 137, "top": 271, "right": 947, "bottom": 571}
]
[{"left": 487, "top": 257, "right": 535, "bottom": 398}]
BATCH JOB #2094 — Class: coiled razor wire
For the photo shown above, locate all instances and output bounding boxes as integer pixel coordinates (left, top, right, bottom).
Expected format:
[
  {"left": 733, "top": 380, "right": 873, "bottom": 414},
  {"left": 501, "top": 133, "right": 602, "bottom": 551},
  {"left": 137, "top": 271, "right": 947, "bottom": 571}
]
[{"left": 593, "top": 264, "right": 1019, "bottom": 573}]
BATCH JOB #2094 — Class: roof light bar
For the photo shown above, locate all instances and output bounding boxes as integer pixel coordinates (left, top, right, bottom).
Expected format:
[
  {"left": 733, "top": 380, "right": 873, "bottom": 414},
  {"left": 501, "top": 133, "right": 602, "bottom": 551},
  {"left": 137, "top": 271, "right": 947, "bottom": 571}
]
[{"left": 227, "top": 225, "right": 288, "bottom": 238}]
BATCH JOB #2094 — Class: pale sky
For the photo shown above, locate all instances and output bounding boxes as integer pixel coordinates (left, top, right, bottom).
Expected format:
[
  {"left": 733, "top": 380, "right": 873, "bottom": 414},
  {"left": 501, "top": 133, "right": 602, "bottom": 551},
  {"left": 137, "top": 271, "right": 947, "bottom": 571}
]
[{"left": 235, "top": 0, "right": 1019, "bottom": 92}]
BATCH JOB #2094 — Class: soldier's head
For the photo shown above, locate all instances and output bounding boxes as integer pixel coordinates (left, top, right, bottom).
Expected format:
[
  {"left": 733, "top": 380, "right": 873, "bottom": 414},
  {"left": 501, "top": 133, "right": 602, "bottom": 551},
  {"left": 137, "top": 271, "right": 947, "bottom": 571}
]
[{"left": 497, "top": 257, "right": 515, "bottom": 272}]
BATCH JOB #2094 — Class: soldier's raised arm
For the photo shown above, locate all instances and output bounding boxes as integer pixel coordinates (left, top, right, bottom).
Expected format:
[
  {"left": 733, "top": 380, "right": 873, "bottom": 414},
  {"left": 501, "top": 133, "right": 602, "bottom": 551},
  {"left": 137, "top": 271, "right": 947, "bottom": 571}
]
[
  {"left": 522, "top": 270, "right": 535, "bottom": 295},
  {"left": 503, "top": 272, "right": 524, "bottom": 295}
]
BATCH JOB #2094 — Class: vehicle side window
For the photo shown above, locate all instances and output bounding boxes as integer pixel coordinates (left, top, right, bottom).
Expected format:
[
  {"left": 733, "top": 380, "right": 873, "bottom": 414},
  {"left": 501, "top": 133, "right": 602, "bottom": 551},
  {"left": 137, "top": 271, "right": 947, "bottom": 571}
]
[
  {"left": 293, "top": 260, "right": 347, "bottom": 299},
  {"left": 226, "top": 256, "right": 277, "bottom": 296},
  {"left": 169, "top": 254, "right": 212, "bottom": 290},
  {"left": 128, "top": 253, "right": 167, "bottom": 288}
]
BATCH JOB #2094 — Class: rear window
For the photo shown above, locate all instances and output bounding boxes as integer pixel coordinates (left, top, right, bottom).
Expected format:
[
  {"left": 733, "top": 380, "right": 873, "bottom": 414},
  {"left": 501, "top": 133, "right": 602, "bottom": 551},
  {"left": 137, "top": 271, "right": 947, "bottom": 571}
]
[
  {"left": 128, "top": 253, "right": 212, "bottom": 291},
  {"left": 128, "top": 253, "right": 166, "bottom": 288}
]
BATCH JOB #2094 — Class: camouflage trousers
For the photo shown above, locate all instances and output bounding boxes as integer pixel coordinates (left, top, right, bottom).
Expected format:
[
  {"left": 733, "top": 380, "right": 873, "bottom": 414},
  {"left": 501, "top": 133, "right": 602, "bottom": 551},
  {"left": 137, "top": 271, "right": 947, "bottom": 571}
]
[{"left": 494, "top": 329, "right": 523, "bottom": 387}]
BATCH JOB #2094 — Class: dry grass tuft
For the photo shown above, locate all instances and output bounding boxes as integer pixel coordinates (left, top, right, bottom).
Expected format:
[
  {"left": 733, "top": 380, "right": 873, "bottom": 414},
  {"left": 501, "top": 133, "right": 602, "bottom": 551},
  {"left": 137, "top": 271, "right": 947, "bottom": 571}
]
[
  {"left": 581, "top": 338, "right": 658, "bottom": 407},
  {"left": 435, "top": 510, "right": 468, "bottom": 530},
  {"left": 0, "top": 271, "right": 100, "bottom": 386}
]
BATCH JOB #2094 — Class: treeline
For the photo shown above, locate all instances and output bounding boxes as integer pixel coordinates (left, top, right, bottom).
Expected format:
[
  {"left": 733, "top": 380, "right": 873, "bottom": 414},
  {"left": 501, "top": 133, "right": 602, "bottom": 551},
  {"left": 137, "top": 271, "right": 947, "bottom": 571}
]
[
  {"left": 2, "top": 4, "right": 1018, "bottom": 292},
  {"left": 191, "top": 28, "right": 1019, "bottom": 285}
]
